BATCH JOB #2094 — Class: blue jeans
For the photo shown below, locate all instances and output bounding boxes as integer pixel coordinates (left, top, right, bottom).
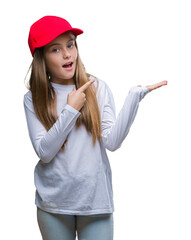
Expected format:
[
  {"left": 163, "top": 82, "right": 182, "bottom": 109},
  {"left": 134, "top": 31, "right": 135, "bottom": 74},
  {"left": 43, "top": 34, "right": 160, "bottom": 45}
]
[{"left": 37, "top": 207, "right": 114, "bottom": 240}]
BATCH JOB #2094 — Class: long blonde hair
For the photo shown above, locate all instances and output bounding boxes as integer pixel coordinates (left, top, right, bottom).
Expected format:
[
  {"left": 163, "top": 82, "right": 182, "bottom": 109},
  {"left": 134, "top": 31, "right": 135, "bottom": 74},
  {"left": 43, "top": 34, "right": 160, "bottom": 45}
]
[{"left": 27, "top": 42, "right": 102, "bottom": 150}]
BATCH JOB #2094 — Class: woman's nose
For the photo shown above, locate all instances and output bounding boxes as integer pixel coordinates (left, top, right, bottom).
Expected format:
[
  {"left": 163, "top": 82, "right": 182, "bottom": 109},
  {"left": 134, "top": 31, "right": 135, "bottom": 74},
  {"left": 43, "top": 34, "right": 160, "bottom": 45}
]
[{"left": 63, "top": 49, "right": 71, "bottom": 59}]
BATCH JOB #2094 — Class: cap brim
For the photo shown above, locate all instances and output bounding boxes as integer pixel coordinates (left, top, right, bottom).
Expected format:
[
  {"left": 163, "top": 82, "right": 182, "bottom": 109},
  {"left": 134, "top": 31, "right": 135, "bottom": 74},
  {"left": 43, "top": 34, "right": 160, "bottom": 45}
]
[{"left": 69, "top": 28, "right": 83, "bottom": 37}]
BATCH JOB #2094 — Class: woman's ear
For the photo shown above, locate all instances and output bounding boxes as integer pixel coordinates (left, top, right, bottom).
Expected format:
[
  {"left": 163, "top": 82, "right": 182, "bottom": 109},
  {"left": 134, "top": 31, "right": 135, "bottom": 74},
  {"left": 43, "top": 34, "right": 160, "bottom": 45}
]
[{"left": 46, "top": 71, "right": 51, "bottom": 80}]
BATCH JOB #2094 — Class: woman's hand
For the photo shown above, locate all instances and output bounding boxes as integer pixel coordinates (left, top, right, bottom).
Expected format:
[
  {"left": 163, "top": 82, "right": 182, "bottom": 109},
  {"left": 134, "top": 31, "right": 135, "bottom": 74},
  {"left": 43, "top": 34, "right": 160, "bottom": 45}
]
[
  {"left": 137, "top": 80, "right": 168, "bottom": 92},
  {"left": 67, "top": 79, "right": 95, "bottom": 111}
]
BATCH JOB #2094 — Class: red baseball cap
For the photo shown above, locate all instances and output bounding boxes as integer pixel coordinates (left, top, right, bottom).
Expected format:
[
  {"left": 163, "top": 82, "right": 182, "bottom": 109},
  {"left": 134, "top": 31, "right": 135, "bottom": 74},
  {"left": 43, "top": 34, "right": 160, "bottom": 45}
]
[{"left": 28, "top": 15, "right": 83, "bottom": 56}]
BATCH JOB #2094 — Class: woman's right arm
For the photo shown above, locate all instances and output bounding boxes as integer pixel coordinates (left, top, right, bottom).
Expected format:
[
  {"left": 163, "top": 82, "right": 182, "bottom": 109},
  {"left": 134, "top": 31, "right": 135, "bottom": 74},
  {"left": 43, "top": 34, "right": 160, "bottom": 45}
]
[
  {"left": 23, "top": 80, "right": 94, "bottom": 163},
  {"left": 23, "top": 92, "right": 81, "bottom": 163}
]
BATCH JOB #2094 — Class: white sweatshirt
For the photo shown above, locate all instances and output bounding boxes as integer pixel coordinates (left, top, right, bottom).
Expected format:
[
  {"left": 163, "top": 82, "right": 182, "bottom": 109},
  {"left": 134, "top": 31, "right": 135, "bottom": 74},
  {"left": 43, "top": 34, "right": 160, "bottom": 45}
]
[{"left": 23, "top": 77, "right": 149, "bottom": 215}]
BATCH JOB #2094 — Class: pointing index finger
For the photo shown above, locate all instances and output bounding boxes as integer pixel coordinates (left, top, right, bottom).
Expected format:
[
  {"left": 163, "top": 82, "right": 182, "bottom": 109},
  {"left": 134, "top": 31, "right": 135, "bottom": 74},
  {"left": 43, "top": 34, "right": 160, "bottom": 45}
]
[{"left": 78, "top": 79, "right": 95, "bottom": 92}]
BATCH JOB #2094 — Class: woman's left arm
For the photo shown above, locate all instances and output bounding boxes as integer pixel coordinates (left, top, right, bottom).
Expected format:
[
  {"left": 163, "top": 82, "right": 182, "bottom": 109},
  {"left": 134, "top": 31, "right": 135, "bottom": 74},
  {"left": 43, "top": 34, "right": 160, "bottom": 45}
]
[{"left": 101, "top": 80, "right": 168, "bottom": 151}]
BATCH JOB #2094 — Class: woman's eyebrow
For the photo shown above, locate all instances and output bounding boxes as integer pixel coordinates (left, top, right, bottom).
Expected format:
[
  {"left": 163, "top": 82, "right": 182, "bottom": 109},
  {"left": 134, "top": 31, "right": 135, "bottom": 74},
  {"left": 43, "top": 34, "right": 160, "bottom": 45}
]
[
  {"left": 67, "top": 38, "right": 75, "bottom": 43},
  {"left": 47, "top": 38, "right": 74, "bottom": 48},
  {"left": 47, "top": 43, "right": 61, "bottom": 48}
]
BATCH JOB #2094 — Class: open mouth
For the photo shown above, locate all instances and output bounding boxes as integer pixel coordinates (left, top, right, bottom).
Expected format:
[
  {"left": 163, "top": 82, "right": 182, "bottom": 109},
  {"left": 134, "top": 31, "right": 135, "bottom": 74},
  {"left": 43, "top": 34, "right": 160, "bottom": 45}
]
[{"left": 62, "top": 62, "right": 73, "bottom": 68}]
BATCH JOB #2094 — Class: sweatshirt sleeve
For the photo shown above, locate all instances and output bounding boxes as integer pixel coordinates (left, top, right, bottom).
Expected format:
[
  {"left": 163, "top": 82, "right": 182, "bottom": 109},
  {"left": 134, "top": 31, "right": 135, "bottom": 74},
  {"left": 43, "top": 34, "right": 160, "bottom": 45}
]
[
  {"left": 101, "top": 84, "right": 149, "bottom": 151},
  {"left": 23, "top": 92, "right": 81, "bottom": 163}
]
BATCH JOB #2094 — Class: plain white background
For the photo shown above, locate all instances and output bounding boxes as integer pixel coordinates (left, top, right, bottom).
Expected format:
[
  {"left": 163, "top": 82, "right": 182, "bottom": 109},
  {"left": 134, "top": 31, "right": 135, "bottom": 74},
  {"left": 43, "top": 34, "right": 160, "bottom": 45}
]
[{"left": 0, "top": 0, "right": 190, "bottom": 239}]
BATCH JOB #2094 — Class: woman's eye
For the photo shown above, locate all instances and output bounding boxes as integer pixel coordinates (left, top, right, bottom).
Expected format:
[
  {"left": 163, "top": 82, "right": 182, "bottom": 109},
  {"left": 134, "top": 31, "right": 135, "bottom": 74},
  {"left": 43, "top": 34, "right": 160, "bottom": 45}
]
[
  {"left": 67, "top": 44, "right": 74, "bottom": 49},
  {"left": 52, "top": 48, "right": 60, "bottom": 53}
]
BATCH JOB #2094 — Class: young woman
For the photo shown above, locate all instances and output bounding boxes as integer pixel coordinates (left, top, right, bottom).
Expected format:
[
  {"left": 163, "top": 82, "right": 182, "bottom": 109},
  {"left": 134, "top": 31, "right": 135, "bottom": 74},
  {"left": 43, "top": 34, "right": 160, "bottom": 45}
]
[{"left": 24, "top": 15, "right": 167, "bottom": 240}]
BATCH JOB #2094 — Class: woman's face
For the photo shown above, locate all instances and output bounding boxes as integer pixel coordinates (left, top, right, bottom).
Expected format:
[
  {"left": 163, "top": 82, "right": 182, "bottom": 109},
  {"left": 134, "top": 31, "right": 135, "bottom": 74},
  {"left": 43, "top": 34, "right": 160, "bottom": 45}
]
[{"left": 43, "top": 31, "right": 77, "bottom": 85}]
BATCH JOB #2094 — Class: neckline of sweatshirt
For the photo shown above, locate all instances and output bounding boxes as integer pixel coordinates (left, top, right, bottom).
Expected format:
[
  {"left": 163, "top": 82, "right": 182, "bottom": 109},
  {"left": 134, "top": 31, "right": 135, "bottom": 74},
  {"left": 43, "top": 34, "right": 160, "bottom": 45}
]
[{"left": 51, "top": 82, "right": 75, "bottom": 89}]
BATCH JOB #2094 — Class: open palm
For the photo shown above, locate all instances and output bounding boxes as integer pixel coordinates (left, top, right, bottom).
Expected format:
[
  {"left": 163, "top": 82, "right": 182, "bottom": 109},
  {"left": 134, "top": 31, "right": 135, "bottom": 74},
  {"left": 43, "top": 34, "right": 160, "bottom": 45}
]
[{"left": 138, "top": 80, "right": 168, "bottom": 92}]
